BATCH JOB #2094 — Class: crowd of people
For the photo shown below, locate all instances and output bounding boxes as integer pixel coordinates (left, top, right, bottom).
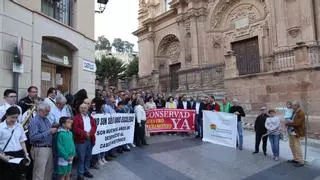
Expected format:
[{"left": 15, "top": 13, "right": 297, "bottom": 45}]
[{"left": 0, "top": 86, "right": 306, "bottom": 180}]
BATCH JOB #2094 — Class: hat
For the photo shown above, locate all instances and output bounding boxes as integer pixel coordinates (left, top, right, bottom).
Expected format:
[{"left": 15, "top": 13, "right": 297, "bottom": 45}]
[{"left": 260, "top": 106, "right": 267, "bottom": 110}]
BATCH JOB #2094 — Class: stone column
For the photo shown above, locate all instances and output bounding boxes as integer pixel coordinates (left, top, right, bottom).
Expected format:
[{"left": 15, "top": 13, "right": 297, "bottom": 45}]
[
  {"left": 294, "top": 42, "right": 309, "bottom": 69},
  {"left": 147, "top": 32, "right": 156, "bottom": 71},
  {"left": 151, "top": 70, "right": 159, "bottom": 92},
  {"left": 224, "top": 51, "right": 239, "bottom": 79}
]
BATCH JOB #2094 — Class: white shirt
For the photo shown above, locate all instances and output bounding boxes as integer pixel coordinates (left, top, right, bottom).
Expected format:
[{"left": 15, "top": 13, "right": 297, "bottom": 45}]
[
  {"left": 49, "top": 105, "right": 71, "bottom": 125},
  {"left": 183, "top": 101, "right": 187, "bottom": 109},
  {"left": 44, "top": 97, "right": 56, "bottom": 110},
  {"left": 82, "top": 114, "right": 91, "bottom": 132},
  {"left": 135, "top": 105, "right": 146, "bottom": 124},
  {"left": 265, "top": 116, "right": 281, "bottom": 133},
  {"left": 0, "top": 121, "right": 27, "bottom": 152},
  {"left": 196, "top": 102, "right": 200, "bottom": 115},
  {"left": 0, "top": 103, "right": 23, "bottom": 123}
]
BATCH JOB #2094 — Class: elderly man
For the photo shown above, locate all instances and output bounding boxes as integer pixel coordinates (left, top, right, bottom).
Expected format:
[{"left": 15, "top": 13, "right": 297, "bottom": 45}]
[
  {"left": 29, "top": 101, "right": 57, "bottom": 180},
  {"left": 49, "top": 94, "right": 71, "bottom": 125},
  {"left": 253, "top": 106, "right": 269, "bottom": 155},
  {"left": 229, "top": 99, "right": 245, "bottom": 150},
  {"left": 286, "top": 101, "right": 305, "bottom": 167},
  {"left": 73, "top": 103, "right": 97, "bottom": 180}
]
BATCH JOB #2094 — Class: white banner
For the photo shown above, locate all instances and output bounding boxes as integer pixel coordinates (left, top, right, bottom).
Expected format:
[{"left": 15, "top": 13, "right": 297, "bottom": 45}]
[
  {"left": 92, "top": 113, "right": 135, "bottom": 155},
  {"left": 203, "top": 111, "right": 237, "bottom": 148}
]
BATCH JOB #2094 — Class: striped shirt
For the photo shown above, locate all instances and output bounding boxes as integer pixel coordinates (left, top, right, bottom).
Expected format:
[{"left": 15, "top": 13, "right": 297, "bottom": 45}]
[{"left": 28, "top": 115, "right": 53, "bottom": 147}]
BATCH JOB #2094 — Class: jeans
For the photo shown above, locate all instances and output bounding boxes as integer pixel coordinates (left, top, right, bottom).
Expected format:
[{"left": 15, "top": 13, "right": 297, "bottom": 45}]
[
  {"left": 237, "top": 121, "right": 243, "bottom": 148},
  {"left": 269, "top": 134, "right": 280, "bottom": 157},
  {"left": 76, "top": 140, "right": 93, "bottom": 176},
  {"left": 196, "top": 115, "right": 203, "bottom": 137}
]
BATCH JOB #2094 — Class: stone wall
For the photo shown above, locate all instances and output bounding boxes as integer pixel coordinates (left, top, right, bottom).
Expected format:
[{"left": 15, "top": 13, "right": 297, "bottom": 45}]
[{"left": 225, "top": 69, "right": 320, "bottom": 138}]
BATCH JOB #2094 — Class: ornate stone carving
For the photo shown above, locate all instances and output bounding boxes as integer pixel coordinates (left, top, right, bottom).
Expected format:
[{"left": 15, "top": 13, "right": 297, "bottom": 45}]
[
  {"left": 225, "top": 4, "right": 260, "bottom": 29},
  {"left": 158, "top": 35, "right": 181, "bottom": 59},
  {"left": 210, "top": 1, "right": 263, "bottom": 31},
  {"left": 287, "top": 27, "right": 301, "bottom": 38},
  {"left": 212, "top": 33, "right": 223, "bottom": 48},
  {"left": 147, "top": 32, "right": 155, "bottom": 41},
  {"left": 210, "top": 0, "right": 241, "bottom": 30},
  {"left": 139, "top": 0, "right": 148, "bottom": 13}
]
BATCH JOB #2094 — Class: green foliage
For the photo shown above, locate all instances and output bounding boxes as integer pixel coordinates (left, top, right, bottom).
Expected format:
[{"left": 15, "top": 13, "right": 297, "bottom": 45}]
[
  {"left": 112, "top": 38, "right": 125, "bottom": 52},
  {"left": 95, "top": 36, "right": 112, "bottom": 51},
  {"left": 112, "top": 38, "right": 134, "bottom": 53},
  {"left": 95, "top": 56, "right": 127, "bottom": 85},
  {"left": 125, "top": 56, "right": 139, "bottom": 77}
]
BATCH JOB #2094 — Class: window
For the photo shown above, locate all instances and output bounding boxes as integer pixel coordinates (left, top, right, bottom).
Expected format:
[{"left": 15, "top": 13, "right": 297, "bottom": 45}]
[
  {"left": 41, "top": 0, "right": 74, "bottom": 26},
  {"left": 165, "top": 0, "right": 171, "bottom": 11}
]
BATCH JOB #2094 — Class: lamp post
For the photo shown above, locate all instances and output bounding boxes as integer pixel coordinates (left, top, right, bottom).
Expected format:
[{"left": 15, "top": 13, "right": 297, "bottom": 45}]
[{"left": 96, "top": 0, "right": 109, "bottom": 13}]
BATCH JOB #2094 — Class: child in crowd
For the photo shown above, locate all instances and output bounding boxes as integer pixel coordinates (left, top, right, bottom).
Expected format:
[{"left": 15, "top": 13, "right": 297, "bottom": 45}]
[
  {"left": 265, "top": 109, "right": 281, "bottom": 161},
  {"left": 56, "top": 117, "right": 76, "bottom": 180},
  {"left": 277, "top": 101, "right": 295, "bottom": 135}
]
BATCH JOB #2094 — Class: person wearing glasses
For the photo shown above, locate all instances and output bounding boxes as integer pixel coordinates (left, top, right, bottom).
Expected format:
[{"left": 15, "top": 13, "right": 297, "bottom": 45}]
[
  {"left": 18, "top": 86, "right": 42, "bottom": 114},
  {"left": 28, "top": 101, "right": 57, "bottom": 180},
  {"left": 0, "top": 89, "right": 23, "bottom": 123}
]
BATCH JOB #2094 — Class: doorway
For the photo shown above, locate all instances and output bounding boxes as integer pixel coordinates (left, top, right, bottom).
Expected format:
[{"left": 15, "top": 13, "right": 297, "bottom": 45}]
[
  {"left": 41, "top": 62, "right": 71, "bottom": 97},
  {"left": 232, "top": 37, "right": 260, "bottom": 75},
  {"left": 169, "top": 63, "right": 181, "bottom": 91}
]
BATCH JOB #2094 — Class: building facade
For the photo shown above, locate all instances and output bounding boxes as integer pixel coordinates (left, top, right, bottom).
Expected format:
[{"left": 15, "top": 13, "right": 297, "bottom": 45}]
[
  {"left": 0, "top": 0, "right": 96, "bottom": 98},
  {"left": 134, "top": 0, "right": 320, "bottom": 137}
]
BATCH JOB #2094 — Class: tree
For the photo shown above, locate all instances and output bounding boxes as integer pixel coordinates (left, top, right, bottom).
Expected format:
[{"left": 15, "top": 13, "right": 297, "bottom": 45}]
[
  {"left": 125, "top": 56, "right": 139, "bottom": 77},
  {"left": 95, "top": 36, "right": 112, "bottom": 51},
  {"left": 123, "top": 41, "right": 134, "bottom": 53},
  {"left": 112, "top": 38, "right": 125, "bottom": 52},
  {"left": 96, "top": 56, "right": 127, "bottom": 86}
]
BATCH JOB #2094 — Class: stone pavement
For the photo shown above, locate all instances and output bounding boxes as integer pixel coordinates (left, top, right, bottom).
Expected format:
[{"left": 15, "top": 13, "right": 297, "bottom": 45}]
[
  {"left": 84, "top": 132, "right": 320, "bottom": 180},
  {"left": 243, "top": 130, "right": 320, "bottom": 167}
]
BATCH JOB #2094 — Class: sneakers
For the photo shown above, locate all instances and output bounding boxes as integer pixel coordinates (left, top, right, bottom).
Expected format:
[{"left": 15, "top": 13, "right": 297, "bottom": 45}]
[
  {"left": 274, "top": 157, "right": 279, "bottom": 161},
  {"left": 290, "top": 131, "right": 297, "bottom": 136},
  {"left": 98, "top": 159, "right": 105, "bottom": 166},
  {"left": 101, "top": 158, "right": 108, "bottom": 164}
]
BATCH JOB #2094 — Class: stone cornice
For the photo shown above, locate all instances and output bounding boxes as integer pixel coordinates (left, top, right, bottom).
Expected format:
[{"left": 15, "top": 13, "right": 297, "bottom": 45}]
[
  {"left": 176, "top": 7, "right": 208, "bottom": 23},
  {"left": 132, "top": 26, "right": 148, "bottom": 36}
]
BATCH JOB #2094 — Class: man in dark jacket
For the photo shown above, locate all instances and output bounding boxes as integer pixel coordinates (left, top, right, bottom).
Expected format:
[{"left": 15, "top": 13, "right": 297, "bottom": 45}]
[
  {"left": 18, "top": 86, "right": 41, "bottom": 114},
  {"left": 177, "top": 95, "right": 192, "bottom": 110},
  {"left": 253, "top": 106, "right": 269, "bottom": 155},
  {"left": 229, "top": 99, "right": 246, "bottom": 150}
]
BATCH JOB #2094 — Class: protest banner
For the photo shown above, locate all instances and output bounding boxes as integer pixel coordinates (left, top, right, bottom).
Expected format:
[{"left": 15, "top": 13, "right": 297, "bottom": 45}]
[
  {"left": 92, "top": 113, "right": 135, "bottom": 155},
  {"left": 146, "top": 109, "right": 195, "bottom": 133},
  {"left": 202, "top": 111, "right": 237, "bottom": 148}
]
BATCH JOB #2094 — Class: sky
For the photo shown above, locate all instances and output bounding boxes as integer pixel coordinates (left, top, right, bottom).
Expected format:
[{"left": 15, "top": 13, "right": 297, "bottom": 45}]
[{"left": 94, "top": 0, "right": 139, "bottom": 52}]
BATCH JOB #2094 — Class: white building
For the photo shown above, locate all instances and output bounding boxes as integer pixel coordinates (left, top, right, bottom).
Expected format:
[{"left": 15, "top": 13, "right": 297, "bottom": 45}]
[{"left": 0, "top": 0, "right": 96, "bottom": 98}]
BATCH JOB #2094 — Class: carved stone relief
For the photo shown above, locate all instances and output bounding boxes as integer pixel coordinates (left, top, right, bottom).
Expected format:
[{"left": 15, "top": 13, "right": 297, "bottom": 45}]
[
  {"left": 158, "top": 35, "right": 181, "bottom": 61},
  {"left": 287, "top": 27, "right": 301, "bottom": 38}
]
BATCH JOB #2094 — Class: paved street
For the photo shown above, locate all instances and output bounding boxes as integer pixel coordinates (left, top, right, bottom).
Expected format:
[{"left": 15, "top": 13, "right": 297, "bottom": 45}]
[{"left": 87, "top": 132, "right": 320, "bottom": 180}]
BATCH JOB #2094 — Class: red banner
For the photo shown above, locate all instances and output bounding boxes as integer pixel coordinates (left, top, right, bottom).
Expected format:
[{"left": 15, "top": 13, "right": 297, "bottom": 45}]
[{"left": 146, "top": 109, "right": 196, "bottom": 133}]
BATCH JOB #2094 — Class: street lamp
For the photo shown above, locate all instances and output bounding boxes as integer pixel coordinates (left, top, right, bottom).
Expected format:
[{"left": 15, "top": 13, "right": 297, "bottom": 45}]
[{"left": 96, "top": 0, "right": 109, "bottom": 14}]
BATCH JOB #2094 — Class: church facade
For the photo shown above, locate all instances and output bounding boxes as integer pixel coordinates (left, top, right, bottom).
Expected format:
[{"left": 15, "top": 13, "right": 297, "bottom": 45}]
[{"left": 133, "top": 0, "right": 320, "bottom": 137}]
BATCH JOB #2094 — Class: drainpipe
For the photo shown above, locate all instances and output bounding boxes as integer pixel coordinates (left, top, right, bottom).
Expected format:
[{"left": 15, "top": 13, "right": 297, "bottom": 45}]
[{"left": 312, "top": 0, "right": 319, "bottom": 43}]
